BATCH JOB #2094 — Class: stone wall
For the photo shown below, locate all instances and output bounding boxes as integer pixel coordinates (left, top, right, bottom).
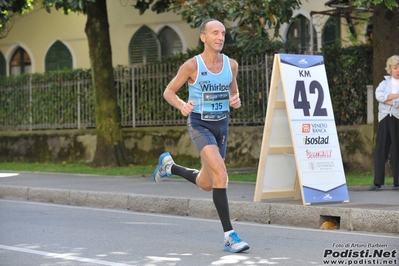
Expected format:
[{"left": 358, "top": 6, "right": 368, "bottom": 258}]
[{"left": 0, "top": 125, "right": 374, "bottom": 172}]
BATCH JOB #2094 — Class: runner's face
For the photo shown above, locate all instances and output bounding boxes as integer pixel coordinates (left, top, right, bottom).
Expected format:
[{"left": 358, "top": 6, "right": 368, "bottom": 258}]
[
  {"left": 202, "top": 21, "right": 225, "bottom": 52},
  {"left": 391, "top": 64, "right": 399, "bottom": 79}
]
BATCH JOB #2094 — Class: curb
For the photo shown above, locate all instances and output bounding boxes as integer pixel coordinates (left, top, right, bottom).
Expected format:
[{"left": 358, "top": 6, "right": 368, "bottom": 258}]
[{"left": 1, "top": 185, "right": 398, "bottom": 234}]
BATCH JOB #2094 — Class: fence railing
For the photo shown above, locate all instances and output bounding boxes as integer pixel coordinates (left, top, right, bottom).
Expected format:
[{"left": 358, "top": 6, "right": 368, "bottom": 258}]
[{"left": 0, "top": 54, "right": 272, "bottom": 131}]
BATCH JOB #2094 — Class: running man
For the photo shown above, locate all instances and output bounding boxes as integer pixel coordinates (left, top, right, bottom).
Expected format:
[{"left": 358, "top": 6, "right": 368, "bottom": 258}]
[{"left": 153, "top": 18, "right": 249, "bottom": 253}]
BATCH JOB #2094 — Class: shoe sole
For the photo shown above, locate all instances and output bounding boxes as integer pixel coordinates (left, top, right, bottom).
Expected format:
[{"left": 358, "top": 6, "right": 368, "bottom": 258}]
[
  {"left": 368, "top": 185, "right": 381, "bottom": 191},
  {"left": 223, "top": 244, "right": 250, "bottom": 253},
  {"left": 153, "top": 164, "right": 162, "bottom": 182}
]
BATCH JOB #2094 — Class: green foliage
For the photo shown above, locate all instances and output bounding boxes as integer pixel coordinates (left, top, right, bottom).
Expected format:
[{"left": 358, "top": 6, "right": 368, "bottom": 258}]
[
  {"left": 224, "top": 40, "right": 300, "bottom": 57},
  {"left": 134, "top": 0, "right": 170, "bottom": 14},
  {"left": 0, "top": 44, "right": 372, "bottom": 129},
  {"left": 0, "top": 69, "right": 94, "bottom": 129},
  {"left": 351, "top": 0, "right": 398, "bottom": 9},
  {"left": 0, "top": 74, "right": 31, "bottom": 127},
  {"left": 322, "top": 42, "right": 373, "bottom": 125},
  {"left": 42, "top": 0, "right": 96, "bottom": 14},
  {"left": 1, "top": 46, "right": 370, "bottom": 128},
  {"left": 0, "top": 0, "right": 34, "bottom": 28}
]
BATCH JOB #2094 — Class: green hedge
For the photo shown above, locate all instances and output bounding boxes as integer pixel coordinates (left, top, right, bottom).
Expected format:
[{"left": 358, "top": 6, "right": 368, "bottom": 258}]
[
  {"left": 323, "top": 43, "right": 373, "bottom": 125},
  {"left": 0, "top": 43, "right": 373, "bottom": 128}
]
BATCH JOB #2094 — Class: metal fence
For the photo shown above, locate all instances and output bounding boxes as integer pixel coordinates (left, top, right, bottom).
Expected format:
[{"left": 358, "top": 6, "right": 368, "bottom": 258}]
[{"left": 0, "top": 54, "right": 272, "bottom": 131}]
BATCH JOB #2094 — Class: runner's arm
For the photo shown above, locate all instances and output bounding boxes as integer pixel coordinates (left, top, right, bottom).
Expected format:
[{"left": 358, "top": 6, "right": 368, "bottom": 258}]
[
  {"left": 163, "top": 58, "right": 196, "bottom": 114},
  {"left": 229, "top": 59, "right": 241, "bottom": 109}
]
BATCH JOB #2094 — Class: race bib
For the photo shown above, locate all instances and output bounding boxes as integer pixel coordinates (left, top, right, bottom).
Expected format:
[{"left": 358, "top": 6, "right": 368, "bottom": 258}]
[{"left": 201, "top": 91, "right": 229, "bottom": 121}]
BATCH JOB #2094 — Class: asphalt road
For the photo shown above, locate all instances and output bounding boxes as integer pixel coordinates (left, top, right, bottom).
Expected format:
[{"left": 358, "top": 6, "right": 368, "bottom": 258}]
[{"left": 1, "top": 199, "right": 398, "bottom": 266}]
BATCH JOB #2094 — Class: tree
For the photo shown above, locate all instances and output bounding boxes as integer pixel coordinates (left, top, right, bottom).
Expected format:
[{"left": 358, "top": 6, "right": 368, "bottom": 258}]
[
  {"left": 351, "top": 0, "right": 398, "bottom": 134},
  {"left": 1, "top": 0, "right": 129, "bottom": 167},
  {"left": 45, "top": 0, "right": 129, "bottom": 167},
  {"left": 0, "top": 0, "right": 33, "bottom": 25},
  {"left": 0, "top": 0, "right": 34, "bottom": 38}
]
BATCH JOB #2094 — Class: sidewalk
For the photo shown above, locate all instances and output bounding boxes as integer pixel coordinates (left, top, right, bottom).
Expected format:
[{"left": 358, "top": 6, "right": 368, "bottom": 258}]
[{"left": 0, "top": 171, "right": 398, "bottom": 234}]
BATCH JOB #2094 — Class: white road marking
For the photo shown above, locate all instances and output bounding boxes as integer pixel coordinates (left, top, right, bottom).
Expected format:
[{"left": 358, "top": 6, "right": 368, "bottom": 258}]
[
  {"left": 0, "top": 244, "right": 134, "bottom": 266},
  {"left": 0, "top": 173, "right": 19, "bottom": 178}
]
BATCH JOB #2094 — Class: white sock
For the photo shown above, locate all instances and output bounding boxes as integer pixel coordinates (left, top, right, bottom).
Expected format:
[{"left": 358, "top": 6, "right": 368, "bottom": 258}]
[
  {"left": 166, "top": 163, "right": 173, "bottom": 174},
  {"left": 224, "top": 230, "right": 234, "bottom": 238}
]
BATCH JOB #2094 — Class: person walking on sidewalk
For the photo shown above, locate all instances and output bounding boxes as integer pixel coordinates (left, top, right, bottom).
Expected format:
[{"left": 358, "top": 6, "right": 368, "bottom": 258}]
[
  {"left": 153, "top": 18, "right": 249, "bottom": 253},
  {"left": 369, "top": 55, "right": 399, "bottom": 191}
]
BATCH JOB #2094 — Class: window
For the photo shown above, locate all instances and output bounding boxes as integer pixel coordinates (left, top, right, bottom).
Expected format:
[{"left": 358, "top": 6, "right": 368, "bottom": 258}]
[
  {"left": 0, "top": 51, "right": 5, "bottom": 76},
  {"left": 129, "top": 26, "right": 160, "bottom": 65},
  {"left": 45, "top": 40, "right": 72, "bottom": 72},
  {"left": 158, "top": 26, "right": 183, "bottom": 59},
  {"left": 287, "top": 15, "right": 318, "bottom": 53},
  {"left": 10, "top": 47, "right": 31, "bottom": 75},
  {"left": 323, "top": 16, "right": 340, "bottom": 46}
]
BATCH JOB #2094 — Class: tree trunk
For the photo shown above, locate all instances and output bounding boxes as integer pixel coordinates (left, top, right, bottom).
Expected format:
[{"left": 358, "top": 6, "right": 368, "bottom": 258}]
[
  {"left": 372, "top": 4, "right": 399, "bottom": 136},
  {"left": 85, "top": 0, "right": 129, "bottom": 167}
]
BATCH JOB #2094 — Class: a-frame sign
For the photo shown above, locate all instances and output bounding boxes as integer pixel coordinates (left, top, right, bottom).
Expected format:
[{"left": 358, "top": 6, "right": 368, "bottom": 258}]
[{"left": 254, "top": 54, "right": 350, "bottom": 205}]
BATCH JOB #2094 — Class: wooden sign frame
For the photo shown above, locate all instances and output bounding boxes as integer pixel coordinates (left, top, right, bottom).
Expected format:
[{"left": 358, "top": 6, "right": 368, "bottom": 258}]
[{"left": 254, "top": 54, "right": 350, "bottom": 205}]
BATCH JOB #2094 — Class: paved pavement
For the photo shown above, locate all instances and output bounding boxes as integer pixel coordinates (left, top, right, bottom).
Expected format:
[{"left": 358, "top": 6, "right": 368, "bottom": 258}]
[{"left": 0, "top": 171, "right": 398, "bottom": 234}]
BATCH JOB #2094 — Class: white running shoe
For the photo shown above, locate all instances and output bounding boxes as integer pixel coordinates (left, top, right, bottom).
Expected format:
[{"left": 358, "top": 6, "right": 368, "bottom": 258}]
[
  {"left": 223, "top": 231, "right": 250, "bottom": 253},
  {"left": 153, "top": 152, "right": 174, "bottom": 182}
]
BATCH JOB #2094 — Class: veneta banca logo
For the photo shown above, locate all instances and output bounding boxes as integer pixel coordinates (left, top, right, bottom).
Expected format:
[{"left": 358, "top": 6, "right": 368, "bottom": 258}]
[{"left": 302, "top": 123, "right": 328, "bottom": 133}]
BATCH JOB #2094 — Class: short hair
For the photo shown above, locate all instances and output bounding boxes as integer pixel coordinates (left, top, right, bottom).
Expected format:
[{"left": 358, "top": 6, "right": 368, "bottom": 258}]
[
  {"left": 385, "top": 55, "right": 399, "bottom": 74},
  {"left": 200, "top": 19, "right": 219, "bottom": 34}
]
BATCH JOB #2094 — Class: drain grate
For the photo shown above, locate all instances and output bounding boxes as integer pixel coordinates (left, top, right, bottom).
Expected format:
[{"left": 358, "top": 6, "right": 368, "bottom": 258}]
[{"left": 319, "top": 215, "right": 340, "bottom": 230}]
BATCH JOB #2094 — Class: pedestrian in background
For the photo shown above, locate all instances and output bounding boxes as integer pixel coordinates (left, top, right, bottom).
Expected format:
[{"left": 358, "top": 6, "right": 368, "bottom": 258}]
[
  {"left": 153, "top": 18, "right": 249, "bottom": 253},
  {"left": 370, "top": 55, "right": 399, "bottom": 191}
]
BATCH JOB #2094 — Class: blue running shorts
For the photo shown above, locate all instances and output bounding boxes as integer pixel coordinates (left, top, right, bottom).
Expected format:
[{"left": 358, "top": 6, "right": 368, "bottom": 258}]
[{"left": 187, "top": 112, "right": 229, "bottom": 158}]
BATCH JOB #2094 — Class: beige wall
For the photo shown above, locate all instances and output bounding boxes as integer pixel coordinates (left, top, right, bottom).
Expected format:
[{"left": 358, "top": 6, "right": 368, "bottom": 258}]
[
  {"left": 107, "top": 1, "right": 199, "bottom": 66},
  {"left": 0, "top": 5, "right": 88, "bottom": 73},
  {"left": 0, "top": 1, "right": 200, "bottom": 74}
]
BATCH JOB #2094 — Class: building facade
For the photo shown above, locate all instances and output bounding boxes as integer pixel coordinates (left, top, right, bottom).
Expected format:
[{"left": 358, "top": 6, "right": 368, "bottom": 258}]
[{"left": 0, "top": 0, "right": 370, "bottom": 76}]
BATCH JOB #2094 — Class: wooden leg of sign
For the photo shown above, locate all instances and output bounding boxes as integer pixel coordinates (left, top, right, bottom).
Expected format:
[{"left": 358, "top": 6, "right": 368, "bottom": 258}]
[
  {"left": 253, "top": 75, "right": 278, "bottom": 203},
  {"left": 293, "top": 171, "right": 301, "bottom": 200}
]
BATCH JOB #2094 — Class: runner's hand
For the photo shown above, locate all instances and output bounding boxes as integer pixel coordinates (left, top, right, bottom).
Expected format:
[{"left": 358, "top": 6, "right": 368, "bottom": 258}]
[
  {"left": 230, "top": 94, "right": 241, "bottom": 109},
  {"left": 180, "top": 101, "right": 195, "bottom": 116}
]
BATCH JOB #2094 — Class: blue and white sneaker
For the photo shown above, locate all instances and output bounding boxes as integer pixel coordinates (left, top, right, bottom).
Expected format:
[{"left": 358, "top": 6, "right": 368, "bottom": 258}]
[
  {"left": 223, "top": 231, "right": 250, "bottom": 253},
  {"left": 153, "top": 152, "right": 174, "bottom": 182}
]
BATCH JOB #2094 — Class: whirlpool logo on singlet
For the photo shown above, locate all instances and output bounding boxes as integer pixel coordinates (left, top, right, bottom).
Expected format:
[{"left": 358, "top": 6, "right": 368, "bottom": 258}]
[{"left": 199, "top": 81, "right": 229, "bottom": 91}]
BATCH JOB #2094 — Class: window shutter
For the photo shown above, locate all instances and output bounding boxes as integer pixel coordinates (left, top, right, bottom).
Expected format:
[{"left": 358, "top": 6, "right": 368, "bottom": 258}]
[
  {"left": 10, "top": 47, "right": 31, "bottom": 75},
  {"left": 287, "top": 15, "right": 318, "bottom": 53},
  {"left": 129, "top": 26, "right": 160, "bottom": 65},
  {"left": 45, "top": 41, "right": 72, "bottom": 72},
  {"left": 0, "top": 52, "right": 5, "bottom": 76},
  {"left": 323, "top": 17, "right": 340, "bottom": 46},
  {"left": 158, "top": 26, "right": 183, "bottom": 59}
]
